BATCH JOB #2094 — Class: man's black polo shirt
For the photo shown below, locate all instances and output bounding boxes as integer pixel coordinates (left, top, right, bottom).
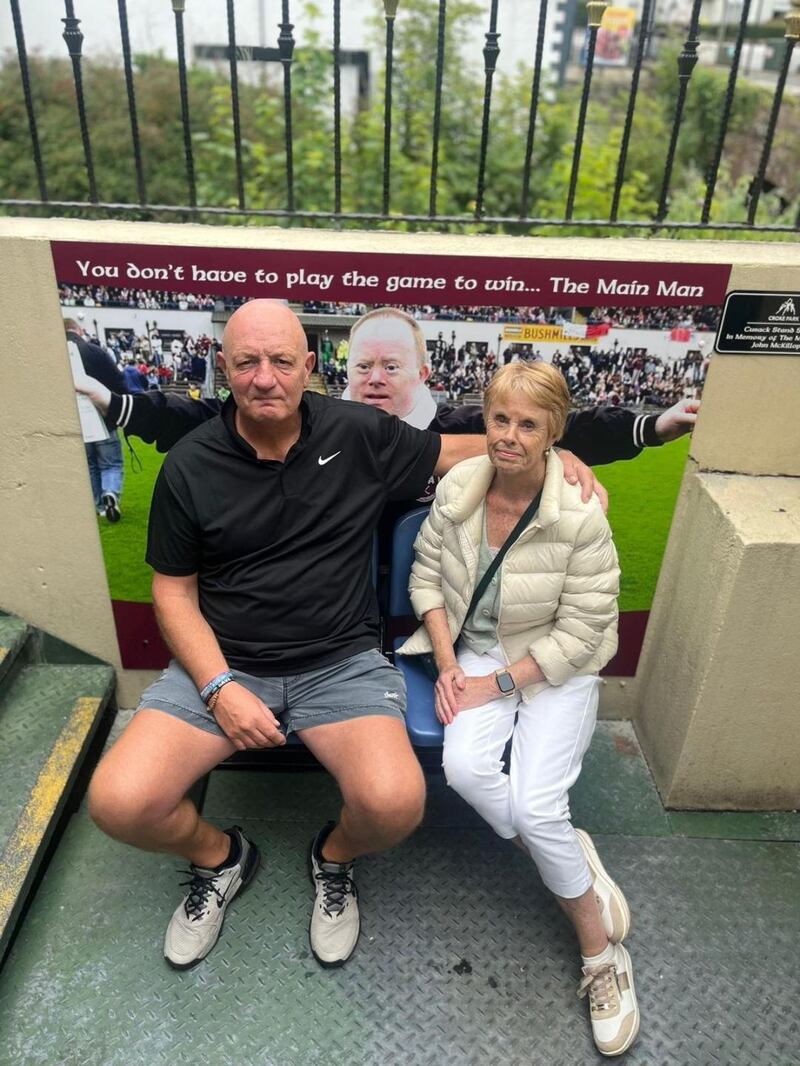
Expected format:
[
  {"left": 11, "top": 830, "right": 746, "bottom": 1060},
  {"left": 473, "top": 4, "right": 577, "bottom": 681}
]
[{"left": 146, "top": 392, "right": 441, "bottom": 676}]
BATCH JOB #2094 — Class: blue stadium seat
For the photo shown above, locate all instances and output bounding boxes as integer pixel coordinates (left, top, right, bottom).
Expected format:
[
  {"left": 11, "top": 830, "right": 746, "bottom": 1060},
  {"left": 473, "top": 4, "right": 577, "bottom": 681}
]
[
  {"left": 388, "top": 507, "right": 445, "bottom": 747},
  {"left": 392, "top": 646, "right": 442, "bottom": 746},
  {"left": 388, "top": 507, "right": 429, "bottom": 616}
]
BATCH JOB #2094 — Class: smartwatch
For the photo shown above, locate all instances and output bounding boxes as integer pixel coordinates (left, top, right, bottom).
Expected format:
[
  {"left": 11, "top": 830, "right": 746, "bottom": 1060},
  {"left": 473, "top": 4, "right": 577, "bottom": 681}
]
[{"left": 494, "top": 669, "right": 516, "bottom": 696}]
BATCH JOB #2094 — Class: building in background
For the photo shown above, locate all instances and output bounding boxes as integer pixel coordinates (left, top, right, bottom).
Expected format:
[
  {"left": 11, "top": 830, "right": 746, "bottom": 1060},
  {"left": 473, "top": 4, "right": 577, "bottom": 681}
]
[{"left": 0, "top": 0, "right": 577, "bottom": 105}]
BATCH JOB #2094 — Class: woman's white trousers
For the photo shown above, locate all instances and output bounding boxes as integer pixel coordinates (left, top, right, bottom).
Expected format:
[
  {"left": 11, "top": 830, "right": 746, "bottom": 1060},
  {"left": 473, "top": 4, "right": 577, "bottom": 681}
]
[{"left": 442, "top": 645, "right": 600, "bottom": 899}]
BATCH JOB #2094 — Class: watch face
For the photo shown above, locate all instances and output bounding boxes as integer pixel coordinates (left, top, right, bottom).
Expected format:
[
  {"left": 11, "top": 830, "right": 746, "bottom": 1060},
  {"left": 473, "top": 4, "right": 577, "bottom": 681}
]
[{"left": 496, "top": 671, "right": 515, "bottom": 694}]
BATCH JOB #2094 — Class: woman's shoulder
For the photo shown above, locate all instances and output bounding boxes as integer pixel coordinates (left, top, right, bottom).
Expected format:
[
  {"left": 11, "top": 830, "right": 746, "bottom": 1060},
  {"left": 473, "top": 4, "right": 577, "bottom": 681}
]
[
  {"left": 436, "top": 454, "right": 491, "bottom": 495},
  {"left": 556, "top": 475, "right": 611, "bottom": 534},
  {"left": 448, "top": 453, "right": 490, "bottom": 480}
]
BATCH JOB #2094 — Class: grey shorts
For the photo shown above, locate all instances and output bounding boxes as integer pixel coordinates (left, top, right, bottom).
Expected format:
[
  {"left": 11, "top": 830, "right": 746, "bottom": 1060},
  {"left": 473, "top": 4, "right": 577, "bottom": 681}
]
[{"left": 136, "top": 648, "right": 407, "bottom": 740}]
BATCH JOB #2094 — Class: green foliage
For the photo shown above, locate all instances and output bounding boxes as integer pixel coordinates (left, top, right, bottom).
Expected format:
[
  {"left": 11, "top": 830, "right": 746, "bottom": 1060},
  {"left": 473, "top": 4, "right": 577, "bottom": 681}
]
[
  {"left": 342, "top": 0, "right": 485, "bottom": 219},
  {"left": 652, "top": 43, "right": 764, "bottom": 178},
  {"left": 662, "top": 167, "right": 798, "bottom": 241},
  {"left": 700, "top": 19, "right": 789, "bottom": 41},
  {"left": 532, "top": 127, "right": 656, "bottom": 228},
  {"left": 1, "top": 2, "right": 797, "bottom": 238},
  {"left": 0, "top": 53, "right": 221, "bottom": 212}
]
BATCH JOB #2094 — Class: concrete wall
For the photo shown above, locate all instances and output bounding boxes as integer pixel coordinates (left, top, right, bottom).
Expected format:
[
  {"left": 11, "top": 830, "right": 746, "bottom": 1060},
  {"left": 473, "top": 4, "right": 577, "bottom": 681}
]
[
  {"left": 636, "top": 465, "right": 800, "bottom": 807},
  {"left": 0, "top": 234, "right": 122, "bottom": 678},
  {"left": 1, "top": 217, "right": 799, "bottom": 807},
  {"left": 634, "top": 257, "right": 800, "bottom": 809}
]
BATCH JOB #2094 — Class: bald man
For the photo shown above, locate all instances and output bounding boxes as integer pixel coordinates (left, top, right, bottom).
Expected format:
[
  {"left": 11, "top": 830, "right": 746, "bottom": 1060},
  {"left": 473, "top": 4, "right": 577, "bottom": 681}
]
[{"left": 87, "top": 301, "right": 490, "bottom": 973}]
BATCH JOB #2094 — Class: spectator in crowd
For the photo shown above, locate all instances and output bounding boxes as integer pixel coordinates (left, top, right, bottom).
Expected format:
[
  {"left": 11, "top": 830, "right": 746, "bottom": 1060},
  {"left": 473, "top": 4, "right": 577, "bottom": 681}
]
[
  {"left": 122, "top": 358, "right": 147, "bottom": 394},
  {"left": 150, "top": 332, "right": 163, "bottom": 365},
  {"left": 398, "top": 362, "right": 637, "bottom": 1056},
  {"left": 64, "top": 317, "right": 128, "bottom": 522}
]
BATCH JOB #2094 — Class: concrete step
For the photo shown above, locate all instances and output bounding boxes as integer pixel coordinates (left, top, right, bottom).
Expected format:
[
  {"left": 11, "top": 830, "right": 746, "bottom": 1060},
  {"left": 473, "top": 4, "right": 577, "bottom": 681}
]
[
  {"left": 0, "top": 616, "right": 32, "bottom": 688},
  {"left": 0, "top": 660, "right": 115, "bottom": 965}
]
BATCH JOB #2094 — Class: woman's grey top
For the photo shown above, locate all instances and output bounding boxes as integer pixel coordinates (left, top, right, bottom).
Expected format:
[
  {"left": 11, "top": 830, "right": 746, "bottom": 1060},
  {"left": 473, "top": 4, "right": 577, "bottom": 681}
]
[{"left": 459, "top": 511, "right": 502, "bottom": 655}]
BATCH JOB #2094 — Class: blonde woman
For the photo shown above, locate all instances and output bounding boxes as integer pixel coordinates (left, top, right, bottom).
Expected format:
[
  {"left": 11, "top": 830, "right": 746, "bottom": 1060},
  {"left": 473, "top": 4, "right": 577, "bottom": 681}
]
[{"left": 399, "top": 362, "right": 639, "bottom": 1056}]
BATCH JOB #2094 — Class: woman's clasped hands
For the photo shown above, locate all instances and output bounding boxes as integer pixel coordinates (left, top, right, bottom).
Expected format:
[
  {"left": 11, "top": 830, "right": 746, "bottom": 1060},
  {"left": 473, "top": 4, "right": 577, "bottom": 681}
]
[{"left": 434, "top": 665, "right": 500, "bottom": 725}]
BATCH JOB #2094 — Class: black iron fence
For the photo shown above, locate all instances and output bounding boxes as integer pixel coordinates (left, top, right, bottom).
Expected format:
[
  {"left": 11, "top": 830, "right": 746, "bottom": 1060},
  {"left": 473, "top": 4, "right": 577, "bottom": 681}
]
[{"left": 4, "top": 0, "right": 800, "bottom": 234}]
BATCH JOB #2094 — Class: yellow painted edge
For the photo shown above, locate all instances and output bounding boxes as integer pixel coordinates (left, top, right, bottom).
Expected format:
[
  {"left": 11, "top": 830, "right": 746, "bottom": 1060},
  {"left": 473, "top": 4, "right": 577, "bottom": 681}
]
[
  {"left": 0, "top": 696, "right": 102, "bottom": 932},
  {"left": 0, "top": 647, "right": 8, "bottom": 667}
]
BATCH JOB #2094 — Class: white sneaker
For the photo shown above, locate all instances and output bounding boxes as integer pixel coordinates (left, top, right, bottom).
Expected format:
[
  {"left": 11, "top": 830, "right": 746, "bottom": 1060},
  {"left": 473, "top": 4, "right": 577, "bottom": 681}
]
[
  {"left": 578, "top": 942, "right": 640, "bottom": 1056},
  {"left": 308, "top": 822, "right": 360, "bottom": 967},
  {"left": 164, "top": 827, "right": 260, "bottom": 969},
  {"left": 575, "top": 829, "right": 631, "bottom": 943}
]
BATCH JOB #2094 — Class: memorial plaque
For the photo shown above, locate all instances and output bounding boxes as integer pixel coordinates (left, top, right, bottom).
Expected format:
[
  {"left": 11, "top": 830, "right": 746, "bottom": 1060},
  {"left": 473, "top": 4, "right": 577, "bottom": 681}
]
[{"left": 716, "top": 291, "right": 800, "bottom": 355}]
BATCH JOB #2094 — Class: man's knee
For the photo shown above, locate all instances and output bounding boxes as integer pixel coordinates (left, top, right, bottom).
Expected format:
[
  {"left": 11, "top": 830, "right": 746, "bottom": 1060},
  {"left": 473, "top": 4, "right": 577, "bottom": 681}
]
[
  {"left": 349, "top": 769, "right": 426, "bottom": 838},
  {"left": 87, "top": 760, "right": 180, "bottom": 839}
]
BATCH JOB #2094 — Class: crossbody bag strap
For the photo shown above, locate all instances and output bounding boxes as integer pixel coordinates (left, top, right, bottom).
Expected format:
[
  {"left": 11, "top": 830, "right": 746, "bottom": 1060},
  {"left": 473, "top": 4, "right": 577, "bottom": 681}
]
[{"left": 463, "top": 488, "right": 543, "bottom": 626}]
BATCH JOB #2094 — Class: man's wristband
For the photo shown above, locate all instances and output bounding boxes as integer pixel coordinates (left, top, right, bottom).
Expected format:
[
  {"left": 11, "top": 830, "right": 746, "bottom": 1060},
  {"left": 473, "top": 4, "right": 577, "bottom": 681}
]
[{"left": 200, "top": 671, "right": 234, "bottom": 705}]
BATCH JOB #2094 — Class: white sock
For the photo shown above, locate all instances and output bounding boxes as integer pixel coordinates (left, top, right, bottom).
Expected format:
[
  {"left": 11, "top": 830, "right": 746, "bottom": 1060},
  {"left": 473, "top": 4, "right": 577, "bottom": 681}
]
[{"left": 582, "top": 942, "right": 615, "bottom": 969}]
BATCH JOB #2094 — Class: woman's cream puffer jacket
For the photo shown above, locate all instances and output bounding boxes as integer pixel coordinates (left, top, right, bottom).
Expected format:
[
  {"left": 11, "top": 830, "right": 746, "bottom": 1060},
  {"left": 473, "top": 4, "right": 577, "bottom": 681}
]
[{"left": 397, "top": 450, "right": 620, "bottom": 699}]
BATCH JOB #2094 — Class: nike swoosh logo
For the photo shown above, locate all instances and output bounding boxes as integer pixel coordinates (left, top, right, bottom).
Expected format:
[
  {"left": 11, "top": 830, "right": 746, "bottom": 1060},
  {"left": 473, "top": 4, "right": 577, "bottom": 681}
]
[{"left": 318, "top": 452, "right": 341, "bottom": 466}]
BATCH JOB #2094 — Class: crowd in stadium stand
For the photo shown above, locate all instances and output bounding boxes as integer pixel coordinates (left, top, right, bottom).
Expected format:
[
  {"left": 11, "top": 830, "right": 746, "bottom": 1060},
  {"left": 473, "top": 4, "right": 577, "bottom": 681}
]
[
  {"left": 74, "top": 325, "right": 223, "bottom": 396},
  {"left": 301, "top": 300, "right": 370, "bottom": 317},
  {"left": 586, "top": 305, "right": 720, "bottom": 331},
  {"left": 305, "top": 302, "right": 568, "bottom": 324},
  {"left": 320, "top": 328, "right": 707, "bottom": 408},
  {"left": 61, "top": 285, "right": 711, "bottom": 408},
  {"left": 551, "top": 346, "right": 706, "bottom": 407},
  {"left": 59, "top": 285, "right": 246, "bottom": 312},
  {"left": 59, "top": 286, "right": 720, "bottom": 334},
  {"left": 303, "top": 301, "right": 720, "bottom": 331},
  {"left": 422, "top": 332, "right": 706, "bottom": 407}
]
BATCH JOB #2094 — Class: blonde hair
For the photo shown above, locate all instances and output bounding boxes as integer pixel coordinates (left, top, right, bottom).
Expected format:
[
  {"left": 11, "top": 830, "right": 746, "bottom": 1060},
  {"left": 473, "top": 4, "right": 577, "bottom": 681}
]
[
  {"left": 349, "top": 307, "right": 430, "bottom": 370},
  {"left": 484, "top": 362, "right": 571, "bottom": 441}
]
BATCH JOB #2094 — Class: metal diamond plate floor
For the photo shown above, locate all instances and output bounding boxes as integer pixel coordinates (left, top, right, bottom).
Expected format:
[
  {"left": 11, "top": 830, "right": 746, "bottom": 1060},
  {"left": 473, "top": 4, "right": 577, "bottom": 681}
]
[
  {"left": 0, "top": 729, "right": 798, "bottom": 1065},
  {"left": 0, "top": 664, "right": 114, "bottom": 851}
]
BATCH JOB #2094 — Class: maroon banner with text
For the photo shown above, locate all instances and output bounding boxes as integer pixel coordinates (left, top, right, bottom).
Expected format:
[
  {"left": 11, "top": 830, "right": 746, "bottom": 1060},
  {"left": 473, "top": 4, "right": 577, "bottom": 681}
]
[{"left": 51, "top": 242, "right": 731, "bottom": 308}]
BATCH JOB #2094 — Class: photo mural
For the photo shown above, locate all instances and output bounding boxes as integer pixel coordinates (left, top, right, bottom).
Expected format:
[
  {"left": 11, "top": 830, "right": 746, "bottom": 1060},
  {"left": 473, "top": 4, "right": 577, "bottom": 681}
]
[{"left": 52, "top": 241, "right": 731, "bottom": 675}]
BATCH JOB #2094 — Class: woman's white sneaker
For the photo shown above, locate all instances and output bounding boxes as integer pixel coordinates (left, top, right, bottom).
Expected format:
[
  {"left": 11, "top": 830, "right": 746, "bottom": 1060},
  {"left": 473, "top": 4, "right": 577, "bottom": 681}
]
[
  {"left": 164, "top": 827, "right": 260, "bottom": 969},
  {"left": 308, "top": 822, "right": 360, "bottom": 967},
  {"left": 578, "top": 942, "right": 640, "bottom": 1056},
  {"left": 575, "top": 828, "right": 631, "bottom": 943}
]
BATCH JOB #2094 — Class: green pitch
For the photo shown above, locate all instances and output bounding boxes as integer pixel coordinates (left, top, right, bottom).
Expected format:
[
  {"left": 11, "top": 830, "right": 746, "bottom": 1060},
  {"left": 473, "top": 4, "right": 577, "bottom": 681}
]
[
  {"left": 96, "top": 435, "right": 691, "bottom": 613},
  {"left": 599, "top": 436, "right": 690, "bottom": 612},
  {"left": 96, "top": 439, "right": 164, "bottom": 603}
]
